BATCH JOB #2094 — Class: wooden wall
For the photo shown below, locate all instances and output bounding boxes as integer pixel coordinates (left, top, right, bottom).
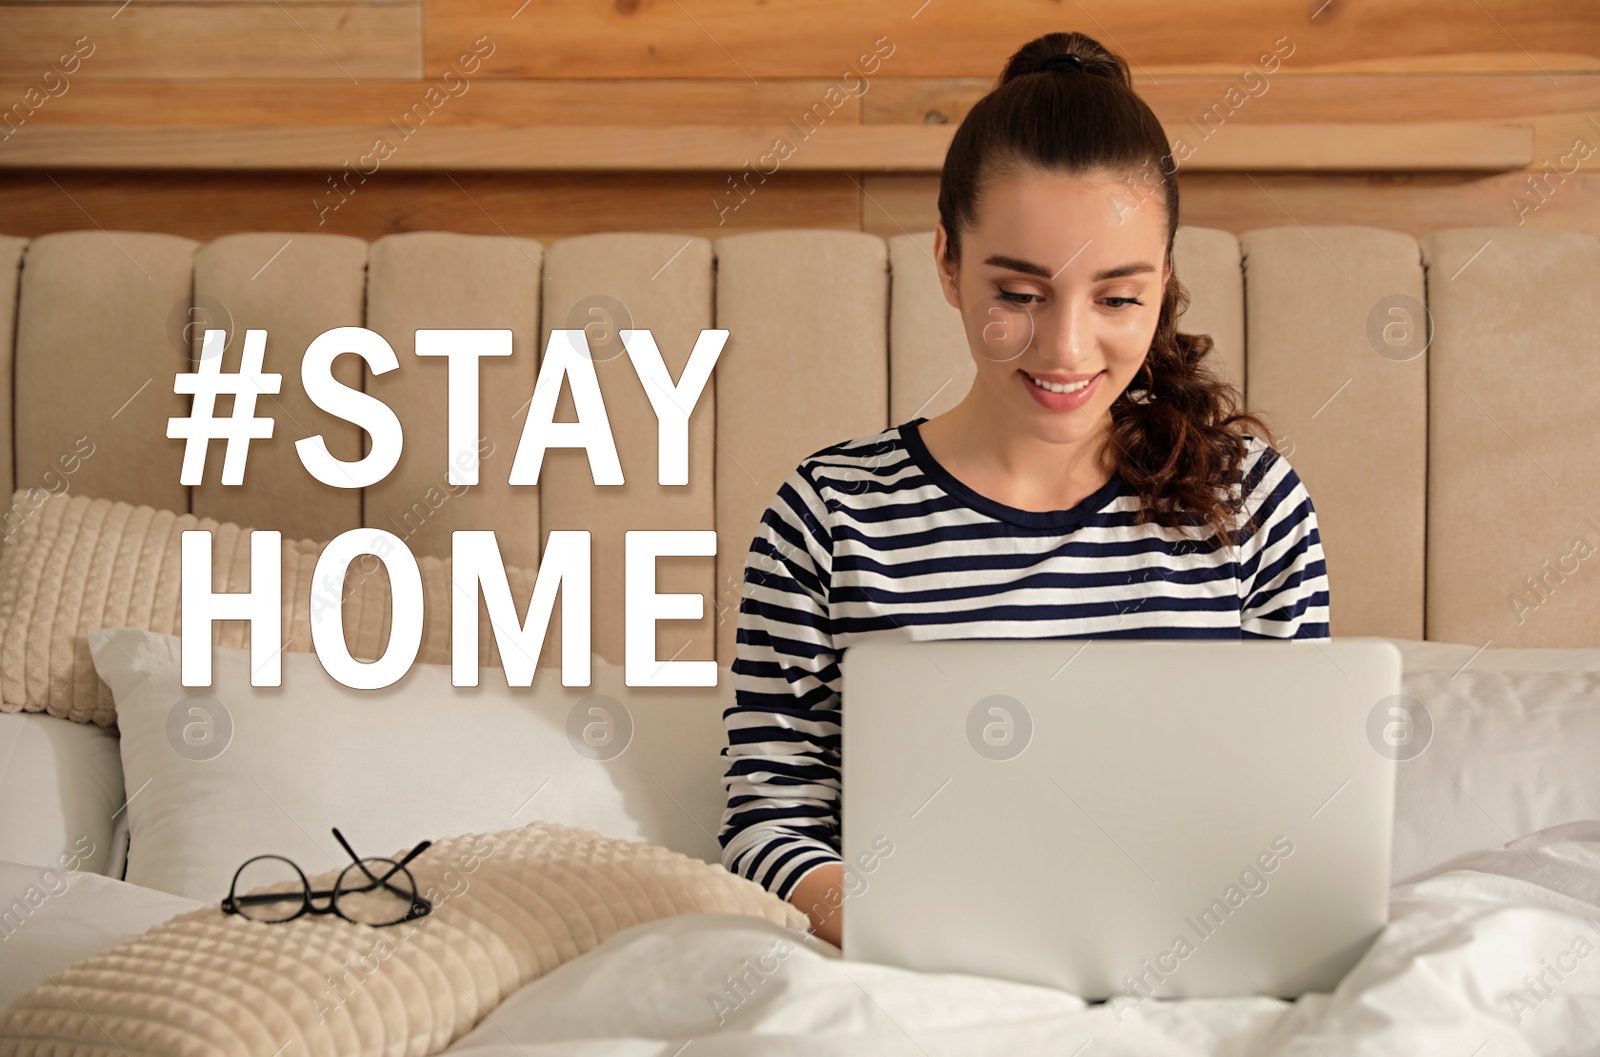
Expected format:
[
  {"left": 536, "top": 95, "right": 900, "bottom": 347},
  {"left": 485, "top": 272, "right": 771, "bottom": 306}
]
[{"left": 0, "top": 1, "right": 1596, "bottom": 242}]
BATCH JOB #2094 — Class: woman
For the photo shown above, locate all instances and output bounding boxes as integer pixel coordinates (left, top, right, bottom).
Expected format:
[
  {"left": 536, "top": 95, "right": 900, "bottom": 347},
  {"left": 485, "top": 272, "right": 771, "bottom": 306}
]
[{"left": 718, "top": 31, "right": 1330, "bottom": 949}]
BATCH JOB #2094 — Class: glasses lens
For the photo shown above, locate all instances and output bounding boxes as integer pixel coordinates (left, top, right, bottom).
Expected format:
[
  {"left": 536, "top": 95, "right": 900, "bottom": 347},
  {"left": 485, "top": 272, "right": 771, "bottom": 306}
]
[
  {"left": 335, "top": 857, "right": 420, "bottom": 926},
  {"left": 231, "top": 856, "right": 307, "bottom": 923}
]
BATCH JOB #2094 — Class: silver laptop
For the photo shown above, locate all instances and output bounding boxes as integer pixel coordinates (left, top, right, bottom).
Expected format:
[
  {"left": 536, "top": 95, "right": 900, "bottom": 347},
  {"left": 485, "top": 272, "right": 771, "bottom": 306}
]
[{"left": 839, "top": 637, "right": 1400, "bottom": 1001}]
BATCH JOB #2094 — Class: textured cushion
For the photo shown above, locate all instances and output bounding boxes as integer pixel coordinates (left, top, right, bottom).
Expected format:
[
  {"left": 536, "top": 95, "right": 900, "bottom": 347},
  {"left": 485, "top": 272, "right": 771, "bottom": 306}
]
[
  {"left": 0, "top": 489, "right": 535, "bottom": 726},
  {"left": 0, "top": 822, "right": 807, "bottom": 1056}
]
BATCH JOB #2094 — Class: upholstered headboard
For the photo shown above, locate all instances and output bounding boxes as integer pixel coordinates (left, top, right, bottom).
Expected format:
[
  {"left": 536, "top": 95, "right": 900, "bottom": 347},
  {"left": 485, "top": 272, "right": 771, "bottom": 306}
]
[{"left": 0, "top": 225, "right": 1594, "bottom": 659}]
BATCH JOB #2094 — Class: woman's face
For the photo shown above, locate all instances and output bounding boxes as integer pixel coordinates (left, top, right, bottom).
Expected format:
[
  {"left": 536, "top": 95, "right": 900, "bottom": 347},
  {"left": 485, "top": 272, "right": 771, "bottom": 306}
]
[{"left": 934, "top": 167, "right": 1170, "bottom": 450}]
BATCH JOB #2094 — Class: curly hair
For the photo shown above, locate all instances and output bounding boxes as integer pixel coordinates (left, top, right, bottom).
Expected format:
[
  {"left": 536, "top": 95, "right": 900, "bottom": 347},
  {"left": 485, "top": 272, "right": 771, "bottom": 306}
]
[{"left": 935, "top": 30, "right": 1280, "bottom": 545}]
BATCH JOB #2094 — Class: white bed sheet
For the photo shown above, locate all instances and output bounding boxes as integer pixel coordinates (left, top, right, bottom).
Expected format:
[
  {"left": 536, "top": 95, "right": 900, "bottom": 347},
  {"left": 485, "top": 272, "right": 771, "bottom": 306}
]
[{"left": 440, "top": 821, "right": 1600, "bottom": 1057}]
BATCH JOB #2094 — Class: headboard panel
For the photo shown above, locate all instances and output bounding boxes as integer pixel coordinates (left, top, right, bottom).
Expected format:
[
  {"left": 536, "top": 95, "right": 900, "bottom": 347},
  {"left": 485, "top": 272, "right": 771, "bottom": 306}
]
[
  {"left": 0, "top": 237, "right": 19, "bottom": 505},
  {"left": 1241, "top": 226, "right": 1429, "bottom": 642},
  {"left": 364, "top": 231, "right": 544, "bottom": 571},
  {"left": 887, "top": 232, "right": 968, "bottom": 425},
  {"left": 540, "top": 232, "right": 718, "bottom": 670},
  {"left": 1, "top": 223, "right": 1595, "bottom": 657},
  {"left": 189, "top": 233, "right": 368, "bottom": 542},
  {"left": 13, "top": 232, "right": 194, "bottom": 516},
  {"left": 1422, "top": 227, "right": 1600, "bottom": 648},
  {"left": 712, "top": 230, "right": 890, "bottom": 666}
]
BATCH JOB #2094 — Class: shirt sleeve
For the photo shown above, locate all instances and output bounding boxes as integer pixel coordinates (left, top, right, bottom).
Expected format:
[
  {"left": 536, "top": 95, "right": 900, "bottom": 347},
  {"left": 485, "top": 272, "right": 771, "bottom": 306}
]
[
  {"left": 1237, "top": 439, "right": 1332, "bottom": 640},
  {"left": 717, "top": 463, "right": 843, "bottom": 902}
]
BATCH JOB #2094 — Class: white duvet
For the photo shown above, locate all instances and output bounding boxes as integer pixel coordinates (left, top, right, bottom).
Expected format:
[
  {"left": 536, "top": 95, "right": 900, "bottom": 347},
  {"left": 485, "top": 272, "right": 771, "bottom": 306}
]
[
  {"left": 440, "top": 821, "right": 1600, "bottom": 1057},
  {"left": 5, "top": 823, "right": 1600, "bottom": 1056}
]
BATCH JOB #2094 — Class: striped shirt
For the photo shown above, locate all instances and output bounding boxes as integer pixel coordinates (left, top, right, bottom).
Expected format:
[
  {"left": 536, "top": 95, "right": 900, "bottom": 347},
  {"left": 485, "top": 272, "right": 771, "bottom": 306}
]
[{"left": 717, "top": 416, "right": 1330, "bottom": 901}]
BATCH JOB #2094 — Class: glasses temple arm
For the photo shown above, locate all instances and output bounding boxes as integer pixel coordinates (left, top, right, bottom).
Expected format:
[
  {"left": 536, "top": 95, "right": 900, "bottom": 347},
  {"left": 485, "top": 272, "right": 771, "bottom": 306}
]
[
  {"left": 331, "top": 831, "right": 434, "bottom": 899},
  {"left": 332, "top": 827, "right": 397, "bottom": 889}
]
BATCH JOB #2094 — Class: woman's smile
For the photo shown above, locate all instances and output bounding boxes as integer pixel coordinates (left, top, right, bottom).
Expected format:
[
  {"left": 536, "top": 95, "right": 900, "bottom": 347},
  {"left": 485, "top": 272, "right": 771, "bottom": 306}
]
[{"left": 1019, "top": 367, "right": 1104, "bottom": 411}]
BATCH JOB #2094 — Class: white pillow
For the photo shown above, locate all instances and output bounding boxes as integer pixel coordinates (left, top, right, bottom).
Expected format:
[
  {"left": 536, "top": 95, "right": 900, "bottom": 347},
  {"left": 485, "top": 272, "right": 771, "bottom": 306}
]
[
  {"left": 1392, "top": 664, "right": 1600, "bottom": 883},
  {"left": 90, "top": 624, "right": 1600, "bottom": 901},
  {"left": 0, "top": 711, "right": 123, "bottom": 875},
  {"left": 0, "top": 860, "right": 205, "bottom": 1010},
  {"left": 107, "top": 808, "right": 130, "bottom": 880},
  {"left": 1389, "top": 636, "right": 1600, "bottom": 674},
  {"left": 89, "top": 627, "right": 733, "bottom": 902}
]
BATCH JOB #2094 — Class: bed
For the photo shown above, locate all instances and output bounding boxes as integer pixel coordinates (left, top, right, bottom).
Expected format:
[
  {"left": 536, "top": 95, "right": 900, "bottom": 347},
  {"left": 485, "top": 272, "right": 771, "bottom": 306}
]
[{"left": 0, "top": 224, "right": 1598, "bottom": 1054}]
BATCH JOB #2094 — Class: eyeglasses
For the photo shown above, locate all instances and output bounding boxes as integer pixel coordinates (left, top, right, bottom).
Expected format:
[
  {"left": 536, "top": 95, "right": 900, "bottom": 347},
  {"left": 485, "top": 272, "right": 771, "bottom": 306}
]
[{"left": 221, "top": 827, "right": 433, "bottom": 928}]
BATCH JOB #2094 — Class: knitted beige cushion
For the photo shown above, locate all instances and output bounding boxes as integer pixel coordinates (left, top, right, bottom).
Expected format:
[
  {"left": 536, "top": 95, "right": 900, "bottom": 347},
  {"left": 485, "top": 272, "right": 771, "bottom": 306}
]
[
  {"left": 0, "top": 490, "right": 537, "bottom": 727},
  {"left": 0, "top": 822, "right": 809, "bottom": 1056}
]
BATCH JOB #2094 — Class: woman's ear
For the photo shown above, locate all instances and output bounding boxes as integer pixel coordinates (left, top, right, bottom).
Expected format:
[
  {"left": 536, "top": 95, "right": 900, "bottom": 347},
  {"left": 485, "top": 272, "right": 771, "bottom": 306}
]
[{"left": 932, "top": 222, "right": 960, "bottom": 310}]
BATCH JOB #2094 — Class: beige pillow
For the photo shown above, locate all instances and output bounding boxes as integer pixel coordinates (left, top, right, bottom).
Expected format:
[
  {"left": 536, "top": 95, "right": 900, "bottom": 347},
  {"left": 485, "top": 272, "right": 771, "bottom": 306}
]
[
  {"left": 0, "top": 821, "right": 810, "bottom": 1055},
  {"left": 0, "top": 490, "right": 535, "bottom": 727}
]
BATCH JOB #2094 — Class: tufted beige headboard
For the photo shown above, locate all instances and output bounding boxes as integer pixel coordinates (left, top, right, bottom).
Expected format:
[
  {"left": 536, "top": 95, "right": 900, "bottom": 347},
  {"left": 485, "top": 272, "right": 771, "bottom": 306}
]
[{"left": 0, "top": 225, "right": 1595, "bottom": 662}]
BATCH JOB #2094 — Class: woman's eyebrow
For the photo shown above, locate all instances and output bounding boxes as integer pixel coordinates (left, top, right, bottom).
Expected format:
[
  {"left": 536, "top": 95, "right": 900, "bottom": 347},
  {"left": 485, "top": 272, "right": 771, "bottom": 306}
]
[{"left": 984, "top": 254, "right": 1156, "bottom": 281}]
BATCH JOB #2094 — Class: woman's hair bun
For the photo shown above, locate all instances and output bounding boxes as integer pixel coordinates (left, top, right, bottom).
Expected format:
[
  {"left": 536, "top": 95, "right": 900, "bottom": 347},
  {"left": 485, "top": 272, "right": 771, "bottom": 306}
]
[
  {"left": 1038, "top": 53, "right": 1085, "bottom": 74},
  {"left": 998, "top": 32, "right": 1131, "bottom": 90}
]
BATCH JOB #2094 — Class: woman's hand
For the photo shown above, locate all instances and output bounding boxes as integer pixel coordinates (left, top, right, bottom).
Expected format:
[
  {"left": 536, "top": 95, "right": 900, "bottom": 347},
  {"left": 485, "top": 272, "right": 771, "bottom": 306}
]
[{"left": 788, "top": 863, "right": 844, "bottom": 949}]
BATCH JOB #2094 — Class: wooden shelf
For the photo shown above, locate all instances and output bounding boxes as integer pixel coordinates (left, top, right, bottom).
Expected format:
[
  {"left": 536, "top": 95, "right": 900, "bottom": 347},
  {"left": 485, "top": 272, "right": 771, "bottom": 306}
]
[{"left": 0, "top": 121, "right": 1533, "bottom": 172}]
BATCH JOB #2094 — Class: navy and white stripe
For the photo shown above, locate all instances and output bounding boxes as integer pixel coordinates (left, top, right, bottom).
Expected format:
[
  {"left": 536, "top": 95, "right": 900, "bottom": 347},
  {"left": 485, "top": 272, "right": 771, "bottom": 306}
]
[{"left": 717, "top": 417, "right": 1330, "bottom": 900}]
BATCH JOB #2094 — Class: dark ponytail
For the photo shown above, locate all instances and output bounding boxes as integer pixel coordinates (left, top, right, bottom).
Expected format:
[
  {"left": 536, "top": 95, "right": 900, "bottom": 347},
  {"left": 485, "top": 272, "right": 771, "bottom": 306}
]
[{"left": 936, "top": 31, "right": 1279, "bottom": 544}]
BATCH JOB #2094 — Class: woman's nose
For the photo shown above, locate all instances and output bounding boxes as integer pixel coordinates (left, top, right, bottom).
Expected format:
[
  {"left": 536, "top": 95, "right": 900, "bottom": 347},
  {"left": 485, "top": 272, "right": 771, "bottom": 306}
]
[{"left": 1036, "top": 299, "right": 1089, "bottom": 367}]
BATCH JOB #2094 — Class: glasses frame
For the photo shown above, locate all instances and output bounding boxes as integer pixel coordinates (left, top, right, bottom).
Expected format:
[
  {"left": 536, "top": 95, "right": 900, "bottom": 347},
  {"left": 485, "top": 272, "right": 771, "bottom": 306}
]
[{"left": 221, "top": 827, "right": 434, "bottom": 928}]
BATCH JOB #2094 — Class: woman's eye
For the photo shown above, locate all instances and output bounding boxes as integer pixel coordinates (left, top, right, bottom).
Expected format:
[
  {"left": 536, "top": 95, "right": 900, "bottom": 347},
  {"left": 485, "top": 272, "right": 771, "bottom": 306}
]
[{"left": 998, "top": 290, "right": 1142, "bottom": 308}]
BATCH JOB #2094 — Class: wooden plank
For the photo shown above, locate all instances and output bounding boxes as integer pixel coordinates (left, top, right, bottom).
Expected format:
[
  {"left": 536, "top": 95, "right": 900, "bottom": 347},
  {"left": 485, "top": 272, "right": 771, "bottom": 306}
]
[
  {"left": 0, "top": 3, "right": 421, "bottom": 80},
  {"left": 860, "top": 171, "right": 1600, "bottom": 241},
  {"left": 0, "top": 169, "right": 862, "bottom": 243},
  {"left": 0, "top": 74, "right": 1591, "bottom": 130},
  {"left": 0, "top": 79, "right": 851, "bottom": 127},
  {"left": 867, "top": 74, "right": 1600, "bottom": 125},
  {"left": 0, "top": 121, "right": 1534, "bottom": 171},
  {"left": 3, "top": 168, "right": 1592, "bottom": 248},
  {"left": 867, "top": 72, "right": 1600, "bottom": 213},
  {"left": 5, "top": 0, "right": 367, "bottom": 4},
  {"left": 1170, "top": 121, "right": 1533, "bottom": 171},
  {"left": 423, "top": 0, "right": 1599, "bottom": 79}
]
